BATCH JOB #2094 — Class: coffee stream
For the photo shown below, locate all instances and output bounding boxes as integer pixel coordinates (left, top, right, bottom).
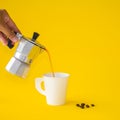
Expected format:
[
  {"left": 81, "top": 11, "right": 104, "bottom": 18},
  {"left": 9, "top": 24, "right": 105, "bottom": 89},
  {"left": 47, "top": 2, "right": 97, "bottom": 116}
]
[{"left": 44, "top": 49, "right": 55, "bottom": 77}]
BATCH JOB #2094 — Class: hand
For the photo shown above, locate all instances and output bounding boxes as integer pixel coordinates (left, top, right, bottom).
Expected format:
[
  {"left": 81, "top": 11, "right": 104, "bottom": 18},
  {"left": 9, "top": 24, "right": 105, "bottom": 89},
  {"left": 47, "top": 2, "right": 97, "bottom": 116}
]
[{"left": 0, "top": 9, "right": 21, "bottom": 46}]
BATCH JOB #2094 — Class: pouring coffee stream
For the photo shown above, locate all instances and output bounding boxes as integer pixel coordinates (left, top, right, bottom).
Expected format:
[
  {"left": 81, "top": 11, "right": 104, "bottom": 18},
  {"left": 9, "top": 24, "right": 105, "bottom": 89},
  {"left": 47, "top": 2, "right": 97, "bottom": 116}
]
[
  {"left": 45, "top": 49, "right": 55, "bottom": 77},
  {"left": 6, "top": 32, "right": 55, "bottom": 78}
]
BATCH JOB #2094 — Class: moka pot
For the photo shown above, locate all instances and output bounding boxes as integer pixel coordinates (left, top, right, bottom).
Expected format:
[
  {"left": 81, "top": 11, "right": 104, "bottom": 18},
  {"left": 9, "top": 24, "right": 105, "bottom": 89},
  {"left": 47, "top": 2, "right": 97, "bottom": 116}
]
[{"left": 6, "top": 32, "right": 45, "bottom": 78}]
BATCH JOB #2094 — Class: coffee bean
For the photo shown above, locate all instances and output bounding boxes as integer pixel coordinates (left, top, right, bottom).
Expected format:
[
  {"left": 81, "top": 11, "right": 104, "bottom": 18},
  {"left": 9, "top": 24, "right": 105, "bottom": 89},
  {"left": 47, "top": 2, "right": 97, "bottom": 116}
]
[
  {"left": 76, "top": 104, "right": 80, "bottom": 107},
  {"left": 86, "top": 104, "right": 90, "bottom": 108},
  {"left": 91, "top": 104, "right": 95, "bottom": 107},
  {"left": 80, "top": 103, "right": 85, "bottom": 108},
  {"left": 81, "top": 103, "right": 85, "bottom": 106},
  {"left": 80, "top": 106, "right": 85, "bottom": 109},
  {"left": 76, "top": 103, "right": 85, "bottom": 109}
]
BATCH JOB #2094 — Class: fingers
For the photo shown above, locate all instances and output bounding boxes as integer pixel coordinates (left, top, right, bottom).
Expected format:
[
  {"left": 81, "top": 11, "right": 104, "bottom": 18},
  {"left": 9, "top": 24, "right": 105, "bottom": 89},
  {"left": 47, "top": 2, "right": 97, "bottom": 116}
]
[
  {"left": 0, "top": 22, "right": 18, "bottom": 42},
  {"left": 0, "top": 32, "right": 8, "bottom": 45},
  {"left": 0, "top": 9, "right": 20, "bottom": 44}
]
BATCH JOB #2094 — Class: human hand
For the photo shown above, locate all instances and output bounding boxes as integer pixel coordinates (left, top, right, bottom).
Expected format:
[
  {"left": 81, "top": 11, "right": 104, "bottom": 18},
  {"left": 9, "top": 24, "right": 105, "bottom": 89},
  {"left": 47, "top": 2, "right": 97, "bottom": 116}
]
[{"left": 0, "top": 9, "right": 21, "bottom": 47}]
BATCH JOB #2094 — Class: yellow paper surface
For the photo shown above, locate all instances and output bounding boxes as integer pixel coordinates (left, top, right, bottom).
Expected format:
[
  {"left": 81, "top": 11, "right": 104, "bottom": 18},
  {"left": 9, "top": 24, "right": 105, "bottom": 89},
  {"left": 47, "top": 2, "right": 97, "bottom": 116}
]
[{"left": 0, "top": 0, "right": 120, "bottom": 119}]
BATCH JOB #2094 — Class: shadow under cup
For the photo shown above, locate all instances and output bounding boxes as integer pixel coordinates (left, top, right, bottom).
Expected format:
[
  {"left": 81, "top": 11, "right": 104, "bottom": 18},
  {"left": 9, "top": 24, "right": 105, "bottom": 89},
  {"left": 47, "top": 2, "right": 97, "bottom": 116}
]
[{"left": 35, "top": 72, "right": 70, "bottom": 106}]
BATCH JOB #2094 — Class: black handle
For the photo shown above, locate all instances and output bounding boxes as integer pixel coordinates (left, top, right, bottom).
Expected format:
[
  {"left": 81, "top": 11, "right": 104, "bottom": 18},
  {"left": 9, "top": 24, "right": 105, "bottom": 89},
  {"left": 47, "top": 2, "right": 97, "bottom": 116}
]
[
  {"left": 7, "top": 39, "right": 14, "bottom": 49},
  {"left": 32, "top": 32, "right": 40, "bottom": 42},
  {"left": 7, "top": 32, "right": 17, "bottom": 49}
]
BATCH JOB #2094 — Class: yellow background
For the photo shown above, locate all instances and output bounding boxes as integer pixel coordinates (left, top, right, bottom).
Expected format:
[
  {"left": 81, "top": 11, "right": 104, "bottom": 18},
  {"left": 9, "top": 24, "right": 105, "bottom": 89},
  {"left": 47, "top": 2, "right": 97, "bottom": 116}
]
[{"left": 0, "top": 0, "right": 120, "bottom": 119}]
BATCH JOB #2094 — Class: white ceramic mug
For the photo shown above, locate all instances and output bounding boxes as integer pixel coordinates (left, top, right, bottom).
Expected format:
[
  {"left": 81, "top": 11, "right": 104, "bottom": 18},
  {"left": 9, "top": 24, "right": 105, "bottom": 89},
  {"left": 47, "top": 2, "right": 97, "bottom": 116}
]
[{"left": 35, "top": 72, "right": 70, "bottom": 106}]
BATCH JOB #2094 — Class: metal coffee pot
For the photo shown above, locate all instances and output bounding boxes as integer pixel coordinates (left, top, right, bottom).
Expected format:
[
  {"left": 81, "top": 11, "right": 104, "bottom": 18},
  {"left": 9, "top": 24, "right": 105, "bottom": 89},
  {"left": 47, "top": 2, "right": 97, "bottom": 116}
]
[{"left": 6, "top": 32, "right": 45, "bottom": 78}]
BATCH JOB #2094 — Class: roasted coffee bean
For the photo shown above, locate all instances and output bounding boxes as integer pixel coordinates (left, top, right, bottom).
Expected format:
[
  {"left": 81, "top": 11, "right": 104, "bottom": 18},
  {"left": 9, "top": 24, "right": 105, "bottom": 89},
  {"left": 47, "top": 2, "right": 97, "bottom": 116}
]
[
  {"left": 86, "top": 104, "right": 90, "bottom": 108},
  {"left": 76, "top": 104, "right": 80, "bottom": 107},
  {"left": 76, "top": 104, "right": 85, "bottom": 109},
  {"left": 80, "top": 106, "right": 85, "bottom": 109},
  {"left": 91, "top": 104, "right": 95, "bottom": 107},
  {"left": 81, "top": 103, "right": 85, "bottom": 106},
  {"left": 80, "top": 103, "right": 85, "bottom": 108}
]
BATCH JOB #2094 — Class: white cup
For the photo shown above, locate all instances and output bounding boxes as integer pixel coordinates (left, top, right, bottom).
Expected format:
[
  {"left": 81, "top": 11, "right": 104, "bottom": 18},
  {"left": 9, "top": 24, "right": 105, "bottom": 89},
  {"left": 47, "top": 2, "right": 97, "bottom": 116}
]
[{"left": 35, "top": 72, "right": 70, "bottom": 106}]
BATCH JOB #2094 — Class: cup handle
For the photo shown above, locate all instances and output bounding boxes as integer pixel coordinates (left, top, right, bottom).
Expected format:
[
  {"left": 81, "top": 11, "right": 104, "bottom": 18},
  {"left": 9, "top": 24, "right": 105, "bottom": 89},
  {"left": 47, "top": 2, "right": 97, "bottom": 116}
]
[{"left": 35, "top": 78, "right": 46, "bottom": 96}]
